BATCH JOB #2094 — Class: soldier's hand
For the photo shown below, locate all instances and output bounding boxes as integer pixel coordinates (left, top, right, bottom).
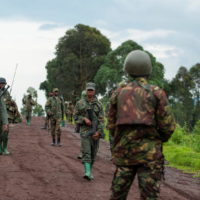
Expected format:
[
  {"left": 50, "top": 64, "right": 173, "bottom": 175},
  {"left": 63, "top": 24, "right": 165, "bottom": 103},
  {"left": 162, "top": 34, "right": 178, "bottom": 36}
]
[
  {"left": 7, "top": 101, "right": 12, "bottom": 106},
  {"left": 84, "top": 118, "right": 91, "bottom": 126},
  {"left": 92, "top": 132, "right": 99, "bottom": 140},
  {"left": 3, "top": 124, "right": 8, "bottom": 132}
]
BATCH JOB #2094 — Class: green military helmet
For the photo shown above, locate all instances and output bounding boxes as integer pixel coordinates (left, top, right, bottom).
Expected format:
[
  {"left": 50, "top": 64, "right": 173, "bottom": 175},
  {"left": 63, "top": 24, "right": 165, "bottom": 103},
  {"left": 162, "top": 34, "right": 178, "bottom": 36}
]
[
  {"left": 81, "top": 90, "right": 86, "bottom": 99},
  {"left": 123, "top": 50, "right": 152, "bottom": 76}
]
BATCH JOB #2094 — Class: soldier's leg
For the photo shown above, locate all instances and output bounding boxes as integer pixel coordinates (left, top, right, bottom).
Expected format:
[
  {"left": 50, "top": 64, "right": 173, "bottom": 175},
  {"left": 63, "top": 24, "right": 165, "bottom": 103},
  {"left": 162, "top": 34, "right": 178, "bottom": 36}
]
[
  {"left": 0, "top": 122, "right": 3, "bottom": 155},
  {"left": 41, "top": 116, "right": 47, "bottom": 129},
  {"left": 137, "top": 158, "right": 163, "bottom": 200},
  {"left": 55, "top": 118, "right": 62, "bottom": 146},
  {"left": 2, "top": 123, "right": 10, "bottom": 155},
  {"left": 109, "top": 133, "right": 114, "bottom": 155},
  {"left": 28, "top": 110, "right": 32, "bottom": 124},
  {"left": 25, "top": 111, "right": 29, "bottom": 123},
  {"left": 50, "top": 117, "right": 56, "bottom": 146},
  {"left": 91, "top": 138, "right": 99, "bottom": 164},
  {"left": 110, "top": 166, "right": 137, "bottom": 200}
]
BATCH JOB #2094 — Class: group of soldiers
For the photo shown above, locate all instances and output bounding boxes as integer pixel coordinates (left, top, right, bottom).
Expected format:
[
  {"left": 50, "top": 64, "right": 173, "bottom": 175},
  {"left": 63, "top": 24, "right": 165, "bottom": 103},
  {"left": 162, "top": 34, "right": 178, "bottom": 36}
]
[{"left": 0, "top": 50, "right": 176, "bottom": 200}]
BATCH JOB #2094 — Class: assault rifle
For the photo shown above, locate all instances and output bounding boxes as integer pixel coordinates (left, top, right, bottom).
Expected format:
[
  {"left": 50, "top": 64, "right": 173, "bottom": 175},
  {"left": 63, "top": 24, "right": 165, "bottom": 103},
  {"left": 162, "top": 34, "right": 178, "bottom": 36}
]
[
  {"left": 0, "top": 85, "right": 10, "bottom": 98},
  {"left": 84, "top": 108, "right": 97, "bottom": 146}
]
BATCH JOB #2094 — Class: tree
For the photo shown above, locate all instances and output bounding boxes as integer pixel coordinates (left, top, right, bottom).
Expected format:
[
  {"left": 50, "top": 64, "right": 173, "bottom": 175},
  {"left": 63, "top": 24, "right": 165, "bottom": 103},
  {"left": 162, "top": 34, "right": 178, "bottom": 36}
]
[
  {"left": 94, "top": 40, "right": 165, "bottom": 95},
  {"left": 40, "top": 24, "right": 111, "bottom": 102}
]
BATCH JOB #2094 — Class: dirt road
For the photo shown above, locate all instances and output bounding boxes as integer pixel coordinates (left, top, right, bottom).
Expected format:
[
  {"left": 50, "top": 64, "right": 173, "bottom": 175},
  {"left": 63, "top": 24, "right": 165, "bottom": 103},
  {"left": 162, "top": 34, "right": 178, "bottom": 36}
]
[{"left": 0, "top": 117, "right": 199, "bottom": 200}]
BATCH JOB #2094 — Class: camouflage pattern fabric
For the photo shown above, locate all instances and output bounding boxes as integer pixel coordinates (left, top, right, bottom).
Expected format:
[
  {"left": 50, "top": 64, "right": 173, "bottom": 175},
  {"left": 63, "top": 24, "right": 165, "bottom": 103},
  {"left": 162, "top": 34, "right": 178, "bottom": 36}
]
[
  {"left": 50, "top": 117, "right": 61, "bottom": 138},
  {"left": 105, "top": 102, "right": 110, "bottom": 118},
  {"left": 22, "top": 97, "right": 35, "bottom": 111},
  {"left": 110, "top": 157, "right": 164, "bottom": 200},
  {"left": 109, "top": 131, "right": 114, "bottom": 154},
  {"left": 73, "top": 96, "right": 104, "bottom": 138},
  {"left": 0, "top": 92, "right": 8, "bottom": 125},
  {"left": 108, "top": 77, "right": 175, "bottom": 166},
  {"left": 67, "top": 104, "right": 74, "bottom": 122},
  {"left": 0, "top": 123, "right": 9, "bottom": 142},
  {"left": 45, "top": 96, "right": 64, "bottom": 119}
]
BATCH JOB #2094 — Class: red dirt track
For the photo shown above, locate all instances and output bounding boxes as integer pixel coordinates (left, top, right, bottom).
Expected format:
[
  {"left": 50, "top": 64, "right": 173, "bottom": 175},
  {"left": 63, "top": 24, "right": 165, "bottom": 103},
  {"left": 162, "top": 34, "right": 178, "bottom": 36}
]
[{"left": 0, "top": 116, "right": 199, "bottom": 200}]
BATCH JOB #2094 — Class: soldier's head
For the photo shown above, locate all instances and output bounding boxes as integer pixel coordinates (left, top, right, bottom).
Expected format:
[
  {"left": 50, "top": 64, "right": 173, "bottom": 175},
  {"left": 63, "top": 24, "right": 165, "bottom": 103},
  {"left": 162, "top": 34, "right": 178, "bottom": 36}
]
[
  {"left": 0, "top": 77, "right": 7, "bottom": 89},
  {"left": 53, "top": 88, "right": 59, "bottom": 96},
  {"left": 81, "top": 90, "right": 87, "bottom": 99},
  {"left": 86, "top": 82, "right": 95, "bottom": 99},
  {"left": 76, "top": 97, "right": 80, "bottom": 102},
  {"left": 28, "top": 94, "right": 32, "bottom": 98},
  {"left": 49, "top": 93, "right": 53, "bottom": 97},
  {"left": 123, "top": 50, "right": 152, "bottom": 79},
  {"left": 69, "top": 101, "right": 72, "bottom": 105}
]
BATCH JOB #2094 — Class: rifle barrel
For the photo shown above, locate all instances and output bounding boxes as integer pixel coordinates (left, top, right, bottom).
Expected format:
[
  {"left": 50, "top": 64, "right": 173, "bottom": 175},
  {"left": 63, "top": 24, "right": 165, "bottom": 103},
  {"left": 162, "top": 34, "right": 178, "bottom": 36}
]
[{"left": 10, "top": 63, "right": 18, "bottom": 94}]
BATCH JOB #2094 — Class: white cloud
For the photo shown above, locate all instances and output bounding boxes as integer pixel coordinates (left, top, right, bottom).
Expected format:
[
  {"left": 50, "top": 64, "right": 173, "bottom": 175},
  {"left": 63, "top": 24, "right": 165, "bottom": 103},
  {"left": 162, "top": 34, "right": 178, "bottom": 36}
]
[{"left": 0, "top": 19, "right": 71, "bottom": 110}]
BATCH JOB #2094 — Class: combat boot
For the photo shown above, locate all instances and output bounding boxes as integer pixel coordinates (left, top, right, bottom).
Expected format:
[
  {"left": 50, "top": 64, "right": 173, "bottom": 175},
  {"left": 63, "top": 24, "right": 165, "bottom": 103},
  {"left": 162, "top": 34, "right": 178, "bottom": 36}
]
[
  {"left": 57, "top": 137, "right": 62, "bottom": 147},
  {"left": 77, "top": 154, "right": 82, "bottom": 159},
  {"left": 51, "top": 138, "right": 55, "bottom": 146},
  {"left": 41, "top": 123, "right": 47, "bottom": 129},
  {"left": 3, "top": 141, "right": 9, "bottom": 155},
  {"left": 90, "top": 164, "right": 94, "bottom": 179},
  {"left": 83, "top": 163, "right": 92, "bottom": 180}
]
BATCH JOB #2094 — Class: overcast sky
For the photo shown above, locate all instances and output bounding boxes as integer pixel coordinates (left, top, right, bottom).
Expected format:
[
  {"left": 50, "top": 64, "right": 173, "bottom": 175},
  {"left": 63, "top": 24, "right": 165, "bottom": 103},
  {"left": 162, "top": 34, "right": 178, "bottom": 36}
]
[{"left": 0, "top": 0, "right": 199, "bottom": 109}]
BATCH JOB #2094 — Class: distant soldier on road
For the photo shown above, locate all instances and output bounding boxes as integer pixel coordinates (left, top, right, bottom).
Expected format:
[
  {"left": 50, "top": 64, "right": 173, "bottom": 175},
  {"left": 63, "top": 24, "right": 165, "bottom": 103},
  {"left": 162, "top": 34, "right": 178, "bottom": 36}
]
[
  {"left": 74, "top": 83, "right": 104, "bottom": 180},
  {"left": 108, "top": 50, "right": 175, "bottom": 200},
  {"left": 41, "top": 93, "right": 54, "bottom": 130},
  {"left": 0, "top": 78, "right": 9, "bottom": 155},
  {"left": 22, "top": 94, "right": 35, "bottom": 125},
  {"left": 45, "top": 88, "right": 64, "bottom": 147},
  {"left": 66, "top": 101, "right": 74, "bottom": 124}
]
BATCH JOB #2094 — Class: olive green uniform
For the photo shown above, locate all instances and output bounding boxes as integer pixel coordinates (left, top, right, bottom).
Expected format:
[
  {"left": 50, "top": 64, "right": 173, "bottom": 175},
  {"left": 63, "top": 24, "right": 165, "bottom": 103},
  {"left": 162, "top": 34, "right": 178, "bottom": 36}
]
[{"left": 22, "top": 96, "right": 35, "bottom": 121}]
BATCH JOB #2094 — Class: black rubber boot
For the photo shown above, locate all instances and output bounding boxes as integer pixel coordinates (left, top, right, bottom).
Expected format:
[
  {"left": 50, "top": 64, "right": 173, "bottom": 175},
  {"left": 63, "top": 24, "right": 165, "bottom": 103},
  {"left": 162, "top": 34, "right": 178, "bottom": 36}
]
[
  {"left": 41, "top": 123, "right": 47, "bottom": 129},
  {"left": 57, "top": 138, "right": 62, "bottom": 147},
  {"left": 51, "top": 138, "right": 55, "bottom": 146}
]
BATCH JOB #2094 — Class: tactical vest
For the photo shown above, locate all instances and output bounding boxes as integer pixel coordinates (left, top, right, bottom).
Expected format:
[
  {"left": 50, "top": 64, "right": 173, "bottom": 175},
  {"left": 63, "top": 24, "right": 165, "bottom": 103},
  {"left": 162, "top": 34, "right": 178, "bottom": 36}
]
[{"left": 116, "top": 80, "right": 157, "bottom": 126}]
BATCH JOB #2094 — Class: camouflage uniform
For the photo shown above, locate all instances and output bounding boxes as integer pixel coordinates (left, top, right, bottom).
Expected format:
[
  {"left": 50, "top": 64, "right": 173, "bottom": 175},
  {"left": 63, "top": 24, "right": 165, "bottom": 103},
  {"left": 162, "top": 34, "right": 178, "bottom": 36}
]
[
  {"left": 74, "top": 96, "right": 104, "bottom": 164},
  {"left": 108, "top": 78, "right": 175, "bottom": 200},
  {"left": 22, "top": 96, "right": 35, "bottom": 123},
  {"left": 67, "top": 102, "right": 74, "bottom": 123},
  {"left": 105, "top": 102, "right": 114, "bottom": 155},
  {"left": 45, "top": 95, "right": 64, "bottom": 139}
]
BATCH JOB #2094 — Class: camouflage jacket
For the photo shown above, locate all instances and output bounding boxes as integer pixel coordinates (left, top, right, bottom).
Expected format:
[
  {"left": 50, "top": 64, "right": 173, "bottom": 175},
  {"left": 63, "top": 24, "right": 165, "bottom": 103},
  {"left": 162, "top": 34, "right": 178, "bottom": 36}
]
[
  {"left": 73, "top": 96, "right": 105, "bottom": 138},
  {"left": 4, "top": 91, "right": 15, "bottom": 120},
  {"left": 23, "top": 97, "right": 35, "bottom": 111},
  {"left": 45, "top": 96, "right": 64, "bottom": 119},
  {"left": 0, "top": 92, "right": 8, "bottom": 125},
  {"left": 105, "top": 102, "right": 110, "bottom": 118},
  {"left": 108, "top": 78, "right": 175, "bottom": 166},
  {"left": 66, "top": 104, "right": 74, "bottom": 115}
]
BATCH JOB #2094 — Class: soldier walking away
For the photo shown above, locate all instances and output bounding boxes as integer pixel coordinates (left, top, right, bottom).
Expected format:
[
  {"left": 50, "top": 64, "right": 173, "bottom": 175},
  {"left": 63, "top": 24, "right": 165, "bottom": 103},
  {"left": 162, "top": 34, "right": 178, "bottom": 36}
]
[
  {"left": 105, "top": 91, "right": 114, "bottom": 161},
  {"left": 22, "top": 94, "right": 35, "bottom": 125},
  {"left": 41, "top": 93, "right": 53, "bottom": 129},
  {"left": 108, "top": 50, "right": 175, "bottom": 200},
  {"left": 74, "top": 83, "right": 105, "bottom": 180},
  {"left": 0, "top": 78, "right": 9, "bottom": 155},
  {"left": 67, "top": 101, "right": 74, "bottom": 124},
  {"left": 45, "top": 88, "right": 64, "bottom": 147}
]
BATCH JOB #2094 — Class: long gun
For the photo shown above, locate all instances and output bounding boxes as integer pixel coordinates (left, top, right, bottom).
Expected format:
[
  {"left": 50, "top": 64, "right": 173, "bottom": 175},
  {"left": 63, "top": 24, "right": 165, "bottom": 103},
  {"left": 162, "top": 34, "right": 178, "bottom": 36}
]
[
  {"left": 84, "top": 108, "right": 97, "bottom": 146},
  {"left": 0, "top": 85, "right": 10, "bottom": 98},
  {"left": 10, "top": 63, "right": 18, "bottom": 95}
]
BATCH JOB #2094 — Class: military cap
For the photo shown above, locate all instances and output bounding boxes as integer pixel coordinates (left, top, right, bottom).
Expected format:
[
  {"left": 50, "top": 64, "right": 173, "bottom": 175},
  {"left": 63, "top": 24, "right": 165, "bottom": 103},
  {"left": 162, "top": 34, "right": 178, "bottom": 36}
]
[
  {"left": 86, "top": 82, "right": 95, "bottom": 91},
  {"left": 28, "top": 94, "right": 32, "bottom": 97},
  {"left": 53, "top": 88, "right": 59, "bottom": 92},
  {"left": 76, "top": 97, "right": 80, "bottom": 100},
  {"left": 0, "top": 77, "right": 7, "bottom": 84},
  {"left": 49, "top": 93, "right": 53, "bottom": 96}
]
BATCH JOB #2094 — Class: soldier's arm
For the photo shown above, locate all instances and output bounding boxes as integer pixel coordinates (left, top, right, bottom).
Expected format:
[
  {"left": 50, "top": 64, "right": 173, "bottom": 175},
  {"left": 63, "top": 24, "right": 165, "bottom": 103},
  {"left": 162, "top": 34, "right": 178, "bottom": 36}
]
[
  {"left": 154, "top": 87, "right": 176, "bottom": 142},
  {"left": 0, "top": 96, "right": 8, "bottom": 125},
  {"left": 107, "top": 92, "right": 117, "bottom": 137},
  {"left": 31, "top": 99, "right": 36, "bottom": 106},
  {"left": 45, "top": 99, "right": 52, "bottom": 115},
  {"left": 22, "top": 98, "right": 26, "bottom": 104},
  {"left": 73, "top": 101, "right": 85, "bottom": 124},
  {"left": 96, "top": 103, "right": 105, "bottom": 137}
]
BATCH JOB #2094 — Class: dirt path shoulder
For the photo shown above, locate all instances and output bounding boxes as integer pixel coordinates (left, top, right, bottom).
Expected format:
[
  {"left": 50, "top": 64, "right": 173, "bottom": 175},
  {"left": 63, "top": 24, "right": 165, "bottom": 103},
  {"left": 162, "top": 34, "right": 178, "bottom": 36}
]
[{"left": 0, "top": 117, "right": 199, "bottom": 200}]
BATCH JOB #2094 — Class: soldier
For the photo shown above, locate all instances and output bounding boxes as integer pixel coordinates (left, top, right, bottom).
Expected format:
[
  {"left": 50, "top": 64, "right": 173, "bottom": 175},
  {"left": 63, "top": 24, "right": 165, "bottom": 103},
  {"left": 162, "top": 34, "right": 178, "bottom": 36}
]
[
  {"left": 22, "top": 94, "right": 35, "bottom": 125},
  {"left": 41, "top": 93, "right": 54, "bottom": 129},
  {"left": 66, "top": 101, "right": 74, "bottom": 124},
  {"left": 75, "top": 97, "right": 80, "bottom": 103},
  {"left": 74, "top": 83, "right": 104, "bottom": 180},
  {"left": 0, "top": 78, "right": 9, "bottom": 155},
  {"left": 108, "top": 50, "right": 175, "bottom": 200},
  {"left": 105, "top": 91, "right": 114, "bottom": 160},
  {"left": 64, "top": 101, "right": 68, "bottom": 121},
  {"left": 45, "top": 88, "right": 64, "bottom": 147}
]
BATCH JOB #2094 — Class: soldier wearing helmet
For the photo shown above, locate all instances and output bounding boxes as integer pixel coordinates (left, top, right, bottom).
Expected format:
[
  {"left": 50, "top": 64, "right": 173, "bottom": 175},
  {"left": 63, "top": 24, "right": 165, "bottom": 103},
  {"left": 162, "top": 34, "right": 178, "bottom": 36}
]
[{"left": 108, "top": 50, "right": 175, "bottom": 200}]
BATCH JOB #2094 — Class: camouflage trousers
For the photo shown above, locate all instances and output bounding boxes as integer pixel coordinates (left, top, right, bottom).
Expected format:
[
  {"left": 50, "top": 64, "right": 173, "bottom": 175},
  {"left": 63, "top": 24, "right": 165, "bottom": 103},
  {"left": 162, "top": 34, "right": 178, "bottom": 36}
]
[
  {"left": 81, "top": 137, "right": 99, "bottom": 164},
  {"left": 25, "top": 110, "right": 32, "bottom": 119},
  {"left": 0, "top": 122, "right": 9, "bottom": 142},
  {"left": 110, "top": 157, "right": 164, "bottom": 200},
  {"left": 50, "top": 117, "right": 61, "bottom": 138},
  {"left": 109, "top": 132, "right": 114, "bottom": 155}
]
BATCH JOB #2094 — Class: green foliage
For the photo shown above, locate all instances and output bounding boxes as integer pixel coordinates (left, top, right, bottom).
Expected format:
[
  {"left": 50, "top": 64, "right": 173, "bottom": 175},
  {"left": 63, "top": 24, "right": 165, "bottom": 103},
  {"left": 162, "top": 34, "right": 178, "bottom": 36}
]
[
  {"left": 40, "top": 24, "right": 111, "bottom": 103},
  {"left": 21, "top": 87, "right": 45, "bottom": 117},
  {"left": 94, "top": 40, "right": 165, "bottom": 95}
]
